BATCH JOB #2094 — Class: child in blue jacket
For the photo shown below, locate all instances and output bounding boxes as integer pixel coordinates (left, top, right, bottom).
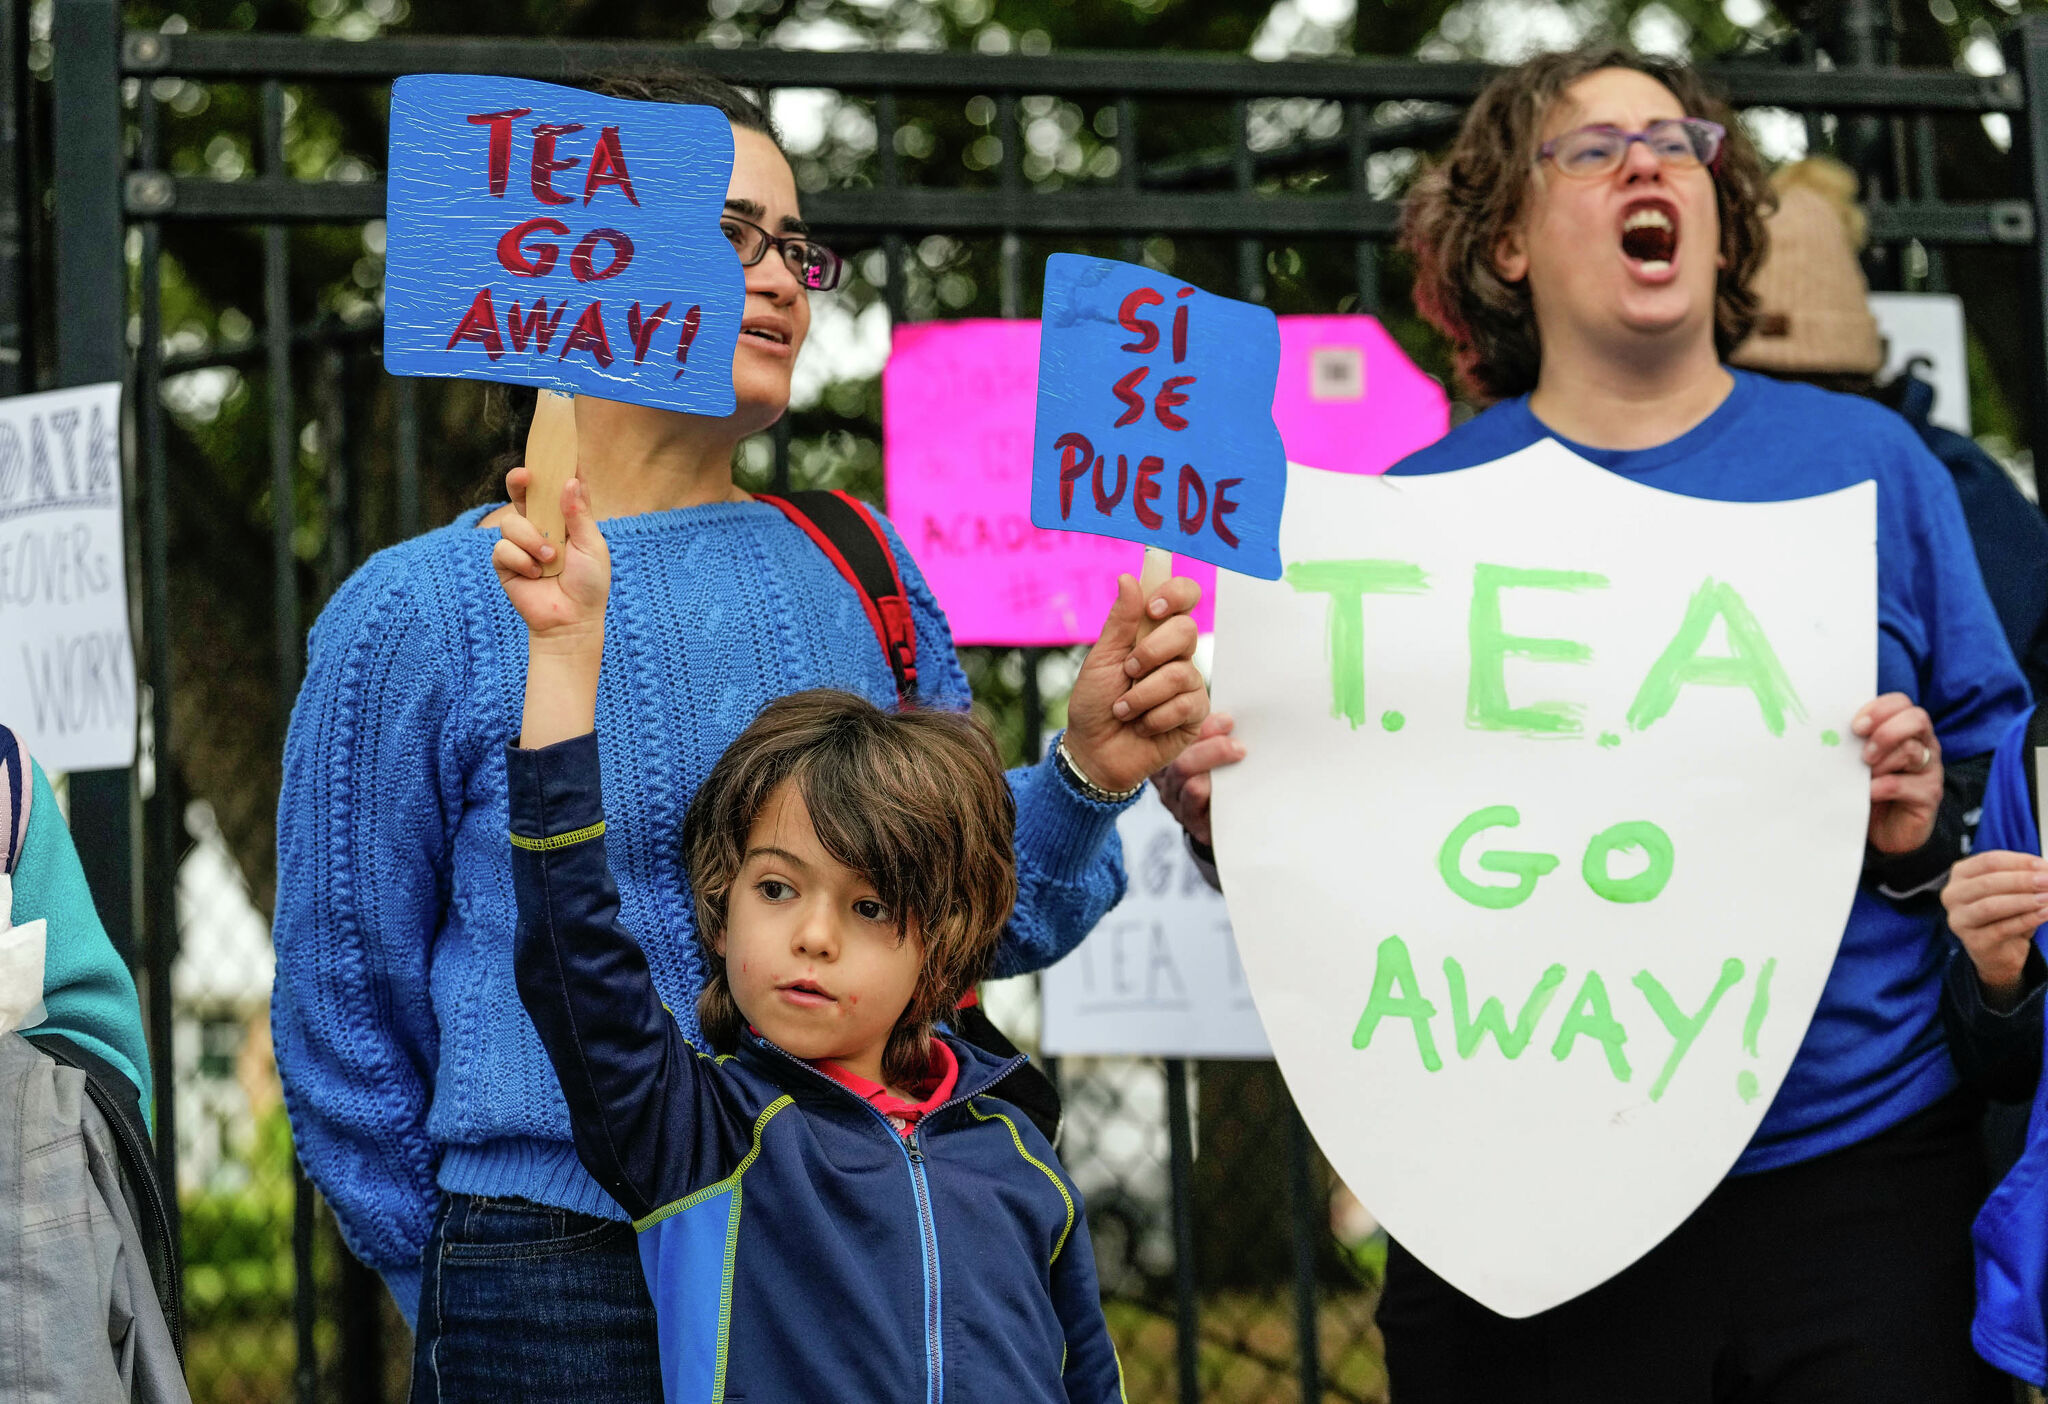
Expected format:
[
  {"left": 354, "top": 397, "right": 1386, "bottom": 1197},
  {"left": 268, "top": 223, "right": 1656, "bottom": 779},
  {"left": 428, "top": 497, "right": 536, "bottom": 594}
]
[
  {"left": 1946, "top": 703, "right": 2048, "bottom": 1383},
  {"left": 495, "top": 479, "right": 1125, "bottom": 1403}
]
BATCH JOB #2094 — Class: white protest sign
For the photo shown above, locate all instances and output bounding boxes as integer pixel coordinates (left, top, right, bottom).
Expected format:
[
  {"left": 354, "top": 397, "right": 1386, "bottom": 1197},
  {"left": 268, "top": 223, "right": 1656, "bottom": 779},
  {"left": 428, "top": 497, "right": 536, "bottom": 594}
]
[
  {"left": 1042, "top": 787, "right": 1269, "bottom": 1058},
  {"left": 0, "top": 383, "right": 135, "bottom": 772},
  {"left": 1869, "top": 292, "right": 1969, "bottom": 436},
  {"left": 1210, "top": 446, "right": 1874, "bottom": 1318},
  {"left": 2036, "top": 748, "right": 2046, "bottom": 856}
]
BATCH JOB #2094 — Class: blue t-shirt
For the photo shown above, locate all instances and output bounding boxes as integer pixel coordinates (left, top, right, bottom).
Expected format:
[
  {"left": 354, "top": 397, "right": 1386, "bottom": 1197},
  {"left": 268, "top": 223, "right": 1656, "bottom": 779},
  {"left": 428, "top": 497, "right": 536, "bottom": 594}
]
[{"left": 1391, "top": 369, "right": 2030, "bottom": 1173}]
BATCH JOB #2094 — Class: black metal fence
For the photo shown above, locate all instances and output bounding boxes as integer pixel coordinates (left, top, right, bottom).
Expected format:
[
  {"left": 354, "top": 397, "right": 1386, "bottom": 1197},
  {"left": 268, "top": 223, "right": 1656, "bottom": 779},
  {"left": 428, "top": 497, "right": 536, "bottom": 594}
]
[{"left": 25, "top": 2, "right": 2048, "bottom": 1398}]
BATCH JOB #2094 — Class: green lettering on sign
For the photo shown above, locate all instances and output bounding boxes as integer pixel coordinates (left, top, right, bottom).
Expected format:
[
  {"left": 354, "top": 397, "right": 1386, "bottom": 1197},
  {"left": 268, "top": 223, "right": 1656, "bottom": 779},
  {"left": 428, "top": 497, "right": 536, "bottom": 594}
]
[
  {"left": 1445, "top": 957, "right": 1568, "bottom": 1060},
  {"left": 1437, "top": 805, "right": 1561, "bottom": 910},
  {"left": 1284, "top": 559, "right": 1429, "bottom": 728},
  {"left": 1627, "top": 578, "right": 1805, "bottom": 736},
  {"left": 1742, "top": 957, "right": 1777, "bottom": 1056},
  {"left": 1351, "top": 935, "right": 1443, "bottom": 1072},
  {"left": 1581, "top": 820, "right": 1676, "bottom": 904},
  {"left": 1466, "top": 564, "right": 1609, "bottom": 736},
  {"left": 1551, "top": 970, "right": 1632, "bottom": 1082},
  {"left": 1632, "top": 958, "right": 1744, "bottom": 1102}
]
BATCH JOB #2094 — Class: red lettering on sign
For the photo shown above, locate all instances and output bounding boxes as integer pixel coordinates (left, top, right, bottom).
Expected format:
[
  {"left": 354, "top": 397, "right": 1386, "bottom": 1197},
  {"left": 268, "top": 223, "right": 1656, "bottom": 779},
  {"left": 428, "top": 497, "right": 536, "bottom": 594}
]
[
  {"left": 1172, "top": 300, "right": 1190, "bottom": 363},
  {"left": 1111, "top": 366, "right": 1148, "bottom": 428},
  {"left": 466, "top": 109, "right": 532, "bottom": 197},
  {"left": 569, "top": 228, "right": 635, "bottom": 282},
  {"left": 506, "top": 298, "right": 569, "bottom": 354},
  {"left": 558, "top": 300, "right": 615, "bottom": 368},
  {"left": 1176, "top": 464, "right": 1207, "bottom": 534},
  {"left": 1094, "top": 454, "right": 1129, "bottom": 514},
  {"left": 626, "top": 301, "right": 673, "bottom": 364},
  {"left": 496, "top": 216, "right": 569, "bottom": 278},
  {"left": 1155, "top": 375, "right": 1195, "bottom": 431},
  {"left": 673, "top": 304, "right": 702, "bottom": 378},
  {"left": 1212, "top": 477, "right": 1243, "bottom": 547},
  {"left": 582, "top": 127, "right": 641, "bottom": 207},
  {"left": 1118, "top": 287, "right": 1163, "bottom": 354},
  {"left": 1132, "top": 455, "right": 1165, "bottom": 529},
  {"left": 530, "top": 123, "right": 586, "bottom": 206},
  {"left": 446, "top": 288, "right": 505, "bottom": 360},
  {"left": 1054, "top": 432, "right": 1093, "bottom": 519}
]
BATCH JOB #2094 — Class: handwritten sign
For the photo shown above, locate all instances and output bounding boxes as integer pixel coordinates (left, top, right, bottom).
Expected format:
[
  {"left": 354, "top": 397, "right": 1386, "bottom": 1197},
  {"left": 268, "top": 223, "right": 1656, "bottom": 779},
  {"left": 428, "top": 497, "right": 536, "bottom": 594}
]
[
  {"left": 385, "top": 75, "right": 743, "bottom": 415},
  {"left": 2036, "top": 747, "right": 2046, "bottom": 853},
  {"left": 1042, "top": 787, "right": 1270, "bottom": 1058},
  {"left": 886, "top": 315, "right": 1446, "bottom": 644},
  {"left": 1209, "top": 447, "right": 1875, "bottom": 1318},
  {"left": 1030, "top": 255, "right": 1286, "bottom": 578},
  {"left": 0, "top": 383, "right": 135, "bottom": 771}
]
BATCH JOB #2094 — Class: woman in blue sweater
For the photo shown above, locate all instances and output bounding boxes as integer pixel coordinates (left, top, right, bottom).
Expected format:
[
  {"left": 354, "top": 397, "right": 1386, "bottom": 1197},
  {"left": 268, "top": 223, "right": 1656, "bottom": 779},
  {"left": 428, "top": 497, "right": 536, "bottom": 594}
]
[
  {"left": 273, "top": 74, "right": 1208, "bottom": 1401},
  {"left": 1158, "top": 46, "right": 2027, "bottom": 1403}
]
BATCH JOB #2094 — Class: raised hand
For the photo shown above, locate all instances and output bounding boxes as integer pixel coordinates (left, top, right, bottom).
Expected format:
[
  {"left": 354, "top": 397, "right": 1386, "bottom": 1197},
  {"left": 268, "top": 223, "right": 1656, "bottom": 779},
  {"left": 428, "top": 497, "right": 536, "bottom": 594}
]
[
  {"left": 494, "top": 475, "right": 611, "bottom": 646},
  {"left": 1852, "top": 693, "right": 1941, "bottom": 856},
  {"left": 495, "top": 476, "right": 611, "bottom": 750},
  {"left": 1062, "top": 573, "right": 1210, "bottom": 796}
]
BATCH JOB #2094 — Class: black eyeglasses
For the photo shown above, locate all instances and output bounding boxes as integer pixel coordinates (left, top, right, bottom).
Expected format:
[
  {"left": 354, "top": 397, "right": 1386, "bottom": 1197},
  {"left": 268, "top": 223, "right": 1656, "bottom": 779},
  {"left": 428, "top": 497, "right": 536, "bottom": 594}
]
[
  {"left": 1536, "top": 118, "right": 1726, "bottom": 180},
  {"left": 720, "top": 213, "right": 844, "bottom": 292}
]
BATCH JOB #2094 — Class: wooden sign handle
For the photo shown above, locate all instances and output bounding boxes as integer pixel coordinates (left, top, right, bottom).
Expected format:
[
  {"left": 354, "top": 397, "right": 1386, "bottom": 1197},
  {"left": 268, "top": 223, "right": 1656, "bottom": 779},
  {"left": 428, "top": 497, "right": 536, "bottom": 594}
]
[
  {"left": 1134, "top": 545, "right": 1173, "bottom": 645},
  {"left": 522, "top": 390, "right": 579, "bottom": 579}
]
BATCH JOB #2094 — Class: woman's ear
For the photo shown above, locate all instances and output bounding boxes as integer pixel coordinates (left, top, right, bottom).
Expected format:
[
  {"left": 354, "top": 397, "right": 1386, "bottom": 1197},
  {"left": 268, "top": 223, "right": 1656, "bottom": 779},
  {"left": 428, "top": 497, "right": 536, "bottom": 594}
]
[{"left": 1494, "top": 219, "right": 1530, "bottom": 284}]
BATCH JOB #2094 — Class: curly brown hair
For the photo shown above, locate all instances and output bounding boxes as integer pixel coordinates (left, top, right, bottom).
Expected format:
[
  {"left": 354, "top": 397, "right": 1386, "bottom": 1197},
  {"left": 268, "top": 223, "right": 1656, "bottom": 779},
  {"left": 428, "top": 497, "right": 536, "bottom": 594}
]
[
  {"left": 1401, "top": 46, "right": 1774, "bottom": 403},
  {"left": 684, "top": 690, "right": 1017, "bottom": 1088}
]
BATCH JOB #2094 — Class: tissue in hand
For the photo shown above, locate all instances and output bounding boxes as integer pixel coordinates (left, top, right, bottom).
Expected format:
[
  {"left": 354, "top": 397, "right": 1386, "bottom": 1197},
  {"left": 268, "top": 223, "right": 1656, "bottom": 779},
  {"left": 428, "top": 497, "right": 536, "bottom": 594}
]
[{"left": 0, "top": 871, "right": 48, "bottom": 1037}]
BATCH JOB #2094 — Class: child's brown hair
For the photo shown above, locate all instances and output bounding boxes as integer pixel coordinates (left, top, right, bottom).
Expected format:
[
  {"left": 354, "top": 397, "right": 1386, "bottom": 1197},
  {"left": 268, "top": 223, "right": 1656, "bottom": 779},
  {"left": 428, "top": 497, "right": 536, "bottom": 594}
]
[{"left": 683, "top": 689, "right": 1017, "bottom": 1086}]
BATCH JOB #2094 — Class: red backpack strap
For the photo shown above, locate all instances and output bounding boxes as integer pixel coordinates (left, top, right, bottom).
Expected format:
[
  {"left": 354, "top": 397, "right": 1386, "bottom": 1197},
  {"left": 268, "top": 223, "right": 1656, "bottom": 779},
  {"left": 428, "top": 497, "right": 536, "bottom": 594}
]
[{"left": 755, "top": 489, "right": 919, "bottom": 706}]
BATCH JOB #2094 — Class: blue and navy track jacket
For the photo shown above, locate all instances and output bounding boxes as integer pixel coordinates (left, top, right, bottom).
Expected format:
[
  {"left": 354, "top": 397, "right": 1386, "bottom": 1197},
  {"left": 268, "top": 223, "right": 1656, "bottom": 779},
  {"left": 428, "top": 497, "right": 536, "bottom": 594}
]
[{"left": 506, "top": 734, "right": 1126, "bottom": 1404}]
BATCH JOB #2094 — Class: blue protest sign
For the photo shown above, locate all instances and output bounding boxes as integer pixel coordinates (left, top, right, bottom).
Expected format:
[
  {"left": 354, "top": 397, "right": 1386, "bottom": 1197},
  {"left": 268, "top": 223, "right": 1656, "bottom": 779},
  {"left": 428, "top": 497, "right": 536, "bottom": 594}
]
[
  {"left": 1030, "top": 253, "right": 1286, "bottom": 580},
  {"left": 384, "top": 75, "right": 743, "bottom": 416}
]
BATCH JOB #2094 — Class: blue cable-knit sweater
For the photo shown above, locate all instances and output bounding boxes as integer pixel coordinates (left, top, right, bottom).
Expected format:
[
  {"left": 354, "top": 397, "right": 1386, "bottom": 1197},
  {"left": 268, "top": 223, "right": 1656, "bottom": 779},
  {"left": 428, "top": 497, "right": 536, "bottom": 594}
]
[{"left": 271, "top": 500, "right": 1132, "bottom": 1327}]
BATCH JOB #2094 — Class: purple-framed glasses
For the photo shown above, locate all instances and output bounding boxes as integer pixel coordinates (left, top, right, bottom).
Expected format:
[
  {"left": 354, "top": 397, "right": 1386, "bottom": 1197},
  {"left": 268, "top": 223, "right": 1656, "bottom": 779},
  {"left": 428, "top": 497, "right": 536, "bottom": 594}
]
[
  {"left": 1537, "top": 118, "right": 1726, "bottom": 179},
  {"left": 720, "top": 212, "right": 844, "bottom": 292}
]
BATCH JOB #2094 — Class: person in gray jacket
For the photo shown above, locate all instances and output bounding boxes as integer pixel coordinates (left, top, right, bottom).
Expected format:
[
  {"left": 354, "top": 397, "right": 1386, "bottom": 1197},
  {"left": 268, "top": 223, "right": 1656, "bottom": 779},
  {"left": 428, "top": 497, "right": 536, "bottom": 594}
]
[{"left": 0, "top": 724, "right": 188, "bottom": 1404}]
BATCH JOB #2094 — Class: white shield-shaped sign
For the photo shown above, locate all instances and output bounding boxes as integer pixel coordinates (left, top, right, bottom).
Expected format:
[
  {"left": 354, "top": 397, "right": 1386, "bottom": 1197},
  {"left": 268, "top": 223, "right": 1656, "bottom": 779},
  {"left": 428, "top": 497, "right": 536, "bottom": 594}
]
[{"left": 1209, "top": 444, "right": 1875, "bottom": 1318}]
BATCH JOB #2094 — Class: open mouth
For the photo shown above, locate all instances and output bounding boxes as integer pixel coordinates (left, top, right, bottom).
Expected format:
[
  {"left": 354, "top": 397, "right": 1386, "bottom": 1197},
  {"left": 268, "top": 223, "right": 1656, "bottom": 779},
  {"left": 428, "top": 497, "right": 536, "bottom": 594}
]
[
  {"left": 777, "top": 978, "right": 836, "bottom": 1005},
  {"left": 741, "top": 324, "right": 790, "bottom": 346},
  {"left": 1619, "top": 201, "right": 1678, "bottom": 271}
]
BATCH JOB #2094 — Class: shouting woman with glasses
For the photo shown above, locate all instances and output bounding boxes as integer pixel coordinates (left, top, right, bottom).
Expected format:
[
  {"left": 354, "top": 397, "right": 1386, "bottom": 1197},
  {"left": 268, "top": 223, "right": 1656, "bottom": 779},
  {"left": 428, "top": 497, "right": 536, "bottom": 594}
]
[
  {"left": 1155, "top": 46, "right": 2025, "bottom": 1403},
  {"left": 273, "top": 70, "right": 1211, "bottom": 1403}
]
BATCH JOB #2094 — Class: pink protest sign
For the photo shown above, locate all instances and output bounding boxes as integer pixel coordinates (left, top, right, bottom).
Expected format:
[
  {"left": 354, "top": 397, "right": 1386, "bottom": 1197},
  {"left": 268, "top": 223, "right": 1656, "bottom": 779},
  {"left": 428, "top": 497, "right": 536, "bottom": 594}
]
[{"left": 884, "top": 314, "right": 1448, "bottom": 646}]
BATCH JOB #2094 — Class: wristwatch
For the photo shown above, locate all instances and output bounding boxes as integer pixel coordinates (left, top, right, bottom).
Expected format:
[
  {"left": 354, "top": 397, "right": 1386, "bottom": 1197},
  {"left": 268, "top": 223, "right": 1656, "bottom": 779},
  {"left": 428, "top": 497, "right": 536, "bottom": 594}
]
[{"left": 1054, "top": 736, "right": 1145, "bottom": 805}]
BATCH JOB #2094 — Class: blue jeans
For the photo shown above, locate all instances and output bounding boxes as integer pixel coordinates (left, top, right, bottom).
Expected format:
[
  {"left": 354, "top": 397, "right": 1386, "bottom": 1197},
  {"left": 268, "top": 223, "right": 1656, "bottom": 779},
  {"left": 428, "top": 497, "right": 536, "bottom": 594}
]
[{"left": 408, "top": 1194, "right": 661, "bottom": 1403}]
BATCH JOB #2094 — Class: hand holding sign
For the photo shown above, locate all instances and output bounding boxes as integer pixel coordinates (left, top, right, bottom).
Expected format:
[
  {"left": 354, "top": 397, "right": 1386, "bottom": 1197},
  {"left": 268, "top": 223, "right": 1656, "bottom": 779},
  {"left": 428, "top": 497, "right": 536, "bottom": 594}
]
[
  {"left": 385, "top": 75, "right": 742, "bottom": 415},
  {"left": 1849, "top": 692, "right": 1942, "bottom": 855},
  {"left": 1064, "top": 568, "right": 1208, "bottom": 793}
]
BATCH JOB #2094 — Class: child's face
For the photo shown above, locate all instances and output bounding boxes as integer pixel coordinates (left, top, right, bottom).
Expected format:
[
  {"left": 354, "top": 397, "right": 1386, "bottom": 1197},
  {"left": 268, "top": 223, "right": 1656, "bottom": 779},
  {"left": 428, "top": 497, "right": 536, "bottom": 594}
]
[{"left": 715, "top": 779, "right": 926, "bottom": 1088}]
